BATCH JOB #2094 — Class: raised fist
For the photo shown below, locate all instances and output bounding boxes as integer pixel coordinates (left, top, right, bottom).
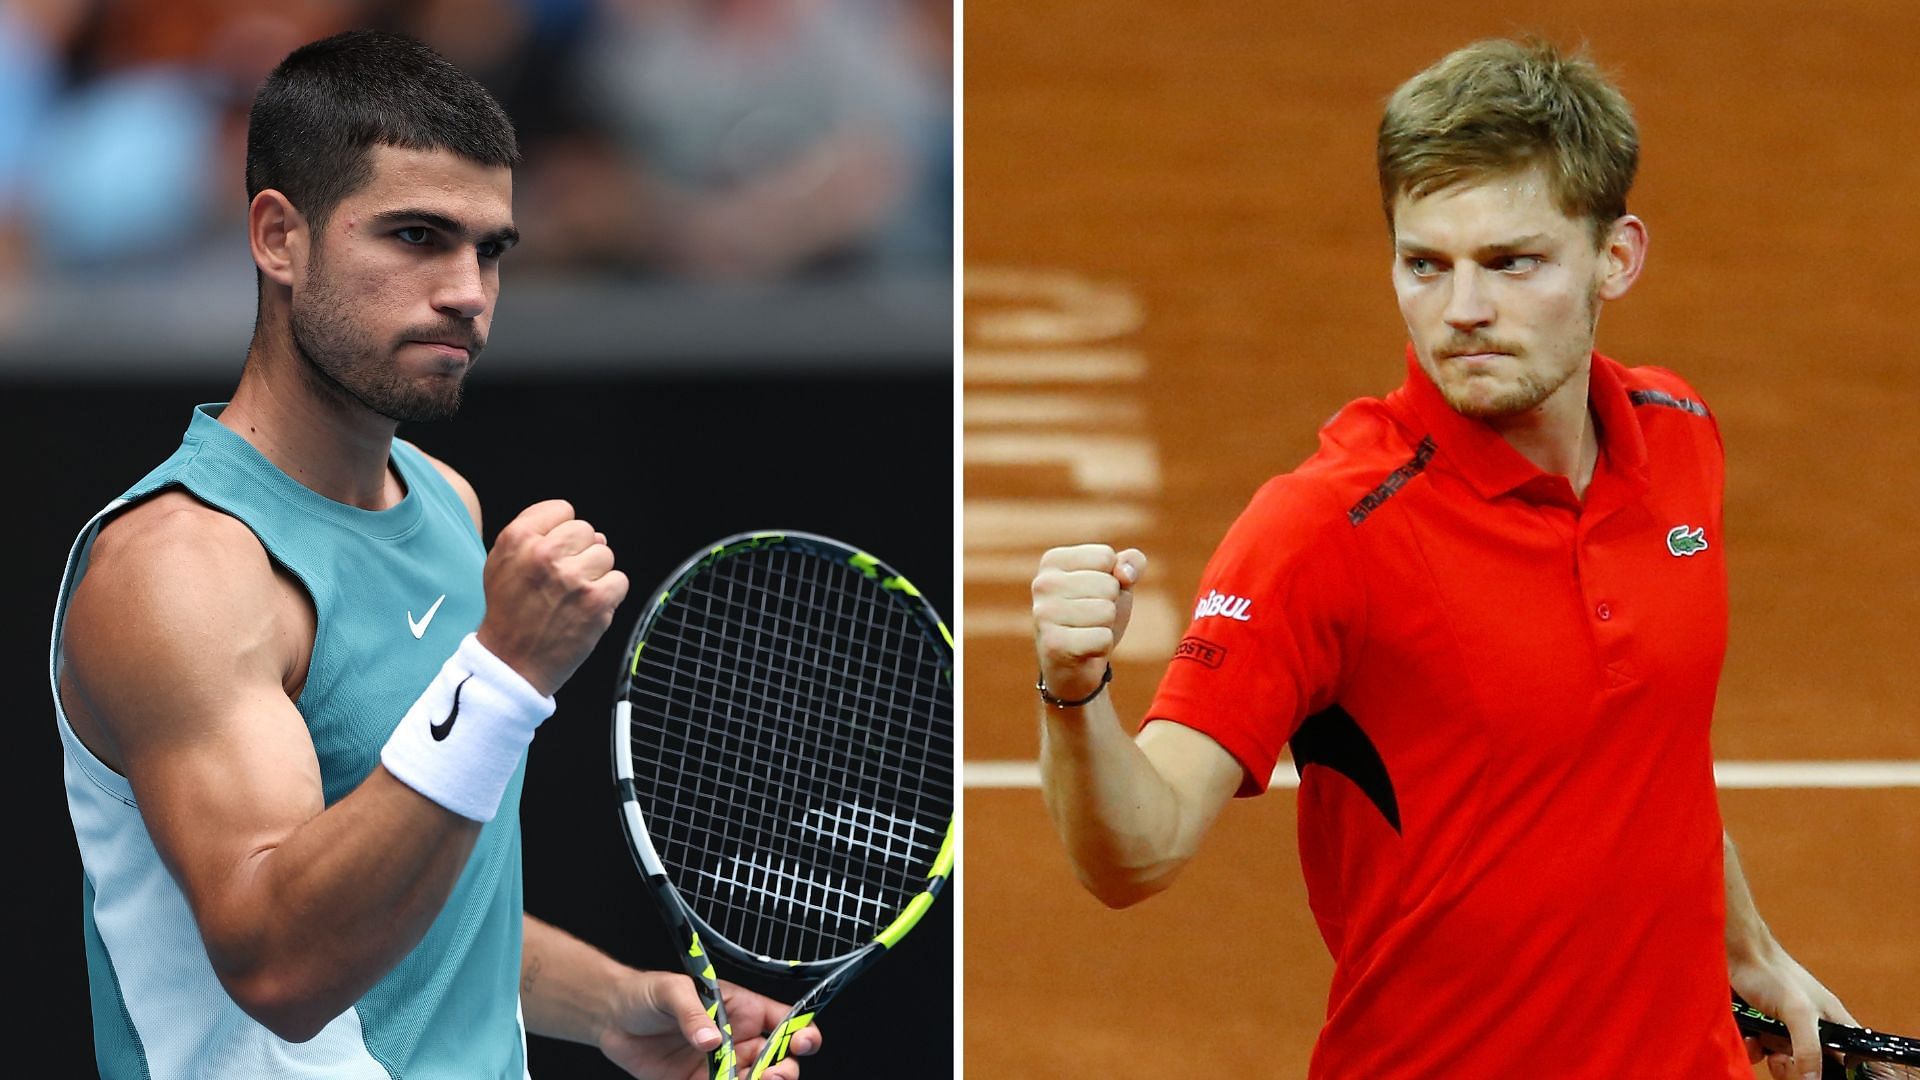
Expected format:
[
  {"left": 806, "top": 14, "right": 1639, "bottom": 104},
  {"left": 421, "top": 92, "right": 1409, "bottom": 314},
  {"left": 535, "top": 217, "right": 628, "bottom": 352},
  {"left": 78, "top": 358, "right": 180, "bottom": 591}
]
[
  {"left": 476, "top": 500, "right": 630, "bottom": 696},
  {"left": 1031, "top": 544, "right": 1148, "bottom": 704}
]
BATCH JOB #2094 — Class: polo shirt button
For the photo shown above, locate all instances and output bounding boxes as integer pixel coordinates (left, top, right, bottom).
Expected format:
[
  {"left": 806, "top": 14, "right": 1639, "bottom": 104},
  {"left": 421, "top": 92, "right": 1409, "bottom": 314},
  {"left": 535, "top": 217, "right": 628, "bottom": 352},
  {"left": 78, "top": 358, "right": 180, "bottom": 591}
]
[{"left": 1596, "top": 603, "right": 1612, "bottom": 621}]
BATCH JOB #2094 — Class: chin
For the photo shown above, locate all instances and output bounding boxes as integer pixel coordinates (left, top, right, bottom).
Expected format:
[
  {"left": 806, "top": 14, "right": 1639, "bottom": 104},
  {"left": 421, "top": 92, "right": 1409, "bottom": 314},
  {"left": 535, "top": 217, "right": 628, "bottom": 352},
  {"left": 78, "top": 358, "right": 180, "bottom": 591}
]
[{"left": 1440, "top": 378, "right": 1548, "bottom": 419}]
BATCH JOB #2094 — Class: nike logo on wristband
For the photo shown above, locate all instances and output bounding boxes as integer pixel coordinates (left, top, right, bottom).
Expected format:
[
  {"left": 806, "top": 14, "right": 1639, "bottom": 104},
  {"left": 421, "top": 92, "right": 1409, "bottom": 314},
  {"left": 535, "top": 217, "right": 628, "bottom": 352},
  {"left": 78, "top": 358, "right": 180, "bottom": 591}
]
[{"left": 431, "top": 675, "right": 473, "bottom": 742}]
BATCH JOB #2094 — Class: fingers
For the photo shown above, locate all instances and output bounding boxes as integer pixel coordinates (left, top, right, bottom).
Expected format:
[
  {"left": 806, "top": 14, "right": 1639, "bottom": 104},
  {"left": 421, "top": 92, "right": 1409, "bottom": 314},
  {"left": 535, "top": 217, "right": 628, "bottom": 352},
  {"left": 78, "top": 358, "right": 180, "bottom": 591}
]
[
  {"left": 728, "top": 1024, "right": 819, "bottom": 1080},
  {"left": 521, "top": 512, "right": 624, "bottom": 604},
  {"left": 1036, "top": 624, "right": 1117, "bottom": 664},
  {"left": 1814, "top": 985, "right": 1859, "bottom": 1029},
  {"left": 502, "top": 505, "right": 612, "bottom": 573},
  {"left": 502, "top": 498, "right": 576, "bottom": 538},
  {"left": 729, "top": 1040, "right": 799, "bottom": 1080},
  {"left": 632, "top": 970, "right": 724, "bottom": 1054},
  {"left": 789, "top": 1024, "right": 821, "bottom": 1057},
  {"left": 1734, "top": 957, "right": 1853, "bottom": 1080},
  {"left": 1111, "top": 547, "right": 1146, "bottom": 642},
  {"left": 596, "top": 568, "right": 632, "bottom": 610},
  {"left": 1036, "top": 543, "right": 1147, "bottom": 582},
  {"left": 557, "top": 531, "right": 617, "bottom": 580},
  {"left": 713, "top": 981, "right": 820, "bottom": 1077},
  {"left": 1786, "top": 984, "right": 1856, "bottom": 1080},
  {"left": 1033, "top": 547, "right": 1123, "bottom": 662},
  {"left": 1033, "top": 581, "right": 1119, "bottom": 659},
  {"left": 1035, "top": 571, "right": 1121, "bottom": 611},
  {"left": 543, "top": 518, "right": 598, "bottom": 558},
  {"left": 1779, "top": 1000, "right": 1823, "bottom": 1080},
  {"left": 1039, "top": 542, "right": 1122, "bottom": 573},
  {"left": 553, "top": 523, "right": 625, "bottom": 600},
  {"left": 1033, "top": 546, "right": 1134, "bottom": 626},
  {"left": 1033, "top": 543, "right": 1147, "bottom": 704},
  {"left": 1778, "top": 981, "right": 1857, "bottom": 1080},
  {"left": 478, "top": 500, "right": 626, "bottom": 695},
  {"left": 1038, "top": 595, "right": 1121, "bottom": 632}
]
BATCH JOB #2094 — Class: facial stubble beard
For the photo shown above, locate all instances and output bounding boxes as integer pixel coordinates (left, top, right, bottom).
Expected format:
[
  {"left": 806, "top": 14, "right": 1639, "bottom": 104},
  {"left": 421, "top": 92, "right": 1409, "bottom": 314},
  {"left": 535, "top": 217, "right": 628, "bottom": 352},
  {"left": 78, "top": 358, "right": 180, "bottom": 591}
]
[
  {"left": 1439, "top": 283, "right": 1603, "bottom": 420},
  {"left": 288, "top": 239, "right": 470, "bottom": 425}
]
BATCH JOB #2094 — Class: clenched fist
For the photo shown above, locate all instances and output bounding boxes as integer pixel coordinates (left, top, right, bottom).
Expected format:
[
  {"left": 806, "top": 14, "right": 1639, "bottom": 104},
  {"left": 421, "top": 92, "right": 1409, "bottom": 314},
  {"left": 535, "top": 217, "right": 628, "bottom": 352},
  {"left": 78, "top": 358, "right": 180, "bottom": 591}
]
[
  {"left": 476, "top": 500, "right": 630, "bottom": 696},
  {"left": 1032, "top": 544, "right": 1148, "bottom": 704}
]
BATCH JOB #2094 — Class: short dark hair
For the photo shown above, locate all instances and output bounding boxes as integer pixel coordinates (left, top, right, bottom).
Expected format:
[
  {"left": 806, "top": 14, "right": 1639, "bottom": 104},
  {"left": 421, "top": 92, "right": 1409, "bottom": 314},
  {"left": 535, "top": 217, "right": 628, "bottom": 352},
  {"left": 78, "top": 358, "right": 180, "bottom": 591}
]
[{"left": 245, "top": 30, "right": 520, "bottom": 232}]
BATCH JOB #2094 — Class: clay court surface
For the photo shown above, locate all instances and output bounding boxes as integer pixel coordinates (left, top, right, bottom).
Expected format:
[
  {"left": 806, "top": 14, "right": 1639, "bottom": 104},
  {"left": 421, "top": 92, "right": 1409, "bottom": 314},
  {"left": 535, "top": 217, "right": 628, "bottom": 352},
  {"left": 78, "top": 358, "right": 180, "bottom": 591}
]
[{"left": 963, "top": 2, "right": 1920, "bottom": 1074}]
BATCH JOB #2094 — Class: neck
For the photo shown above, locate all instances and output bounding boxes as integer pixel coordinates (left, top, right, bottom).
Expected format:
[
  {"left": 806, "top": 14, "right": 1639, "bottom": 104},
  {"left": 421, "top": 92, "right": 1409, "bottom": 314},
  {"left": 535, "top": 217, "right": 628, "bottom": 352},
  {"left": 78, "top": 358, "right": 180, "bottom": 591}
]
[
  {"left": 223, "top": 318, "right": 405, "bottom": 511},
  {"left": 1485, "top": 364, "right": 1599, "bottom": 499}
]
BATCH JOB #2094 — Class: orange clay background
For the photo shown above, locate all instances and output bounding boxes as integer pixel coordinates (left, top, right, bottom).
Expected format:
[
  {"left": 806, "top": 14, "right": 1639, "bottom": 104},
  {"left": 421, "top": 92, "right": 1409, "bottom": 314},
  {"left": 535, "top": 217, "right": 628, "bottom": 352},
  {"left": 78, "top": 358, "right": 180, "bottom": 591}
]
[{"left": 963, "top": 2, "right": 1920, "bottom": 1075}]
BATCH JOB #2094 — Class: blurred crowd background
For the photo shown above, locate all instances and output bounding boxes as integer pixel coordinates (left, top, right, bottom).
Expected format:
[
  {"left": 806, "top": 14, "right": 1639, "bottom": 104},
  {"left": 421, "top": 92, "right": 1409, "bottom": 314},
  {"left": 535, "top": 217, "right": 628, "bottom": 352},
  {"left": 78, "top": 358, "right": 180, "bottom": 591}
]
[
  {"left": 0, "top": 0, "right": 951, "bottom": 277},
  {"left": 0, "top": 0, "right": 953, "bottom": 363}
]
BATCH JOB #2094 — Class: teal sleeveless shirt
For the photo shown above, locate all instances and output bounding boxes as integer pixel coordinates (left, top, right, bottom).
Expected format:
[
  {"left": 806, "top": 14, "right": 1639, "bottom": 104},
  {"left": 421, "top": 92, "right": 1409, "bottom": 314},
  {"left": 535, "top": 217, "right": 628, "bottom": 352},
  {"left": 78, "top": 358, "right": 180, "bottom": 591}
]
[{"left": 52, "top": 404, "right": 529, "bottom": 1079}]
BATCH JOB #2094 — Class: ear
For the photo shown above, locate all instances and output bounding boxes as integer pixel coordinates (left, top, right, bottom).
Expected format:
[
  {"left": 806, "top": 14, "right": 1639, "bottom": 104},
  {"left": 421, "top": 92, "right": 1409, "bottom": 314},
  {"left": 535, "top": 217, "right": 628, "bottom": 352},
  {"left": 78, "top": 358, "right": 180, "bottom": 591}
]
[
  {"left": 249, "top": 189, "right": 308, "bottom": 290},
  {"left": 1594, "top": 214, "right": 1648, "bottom": 301}
]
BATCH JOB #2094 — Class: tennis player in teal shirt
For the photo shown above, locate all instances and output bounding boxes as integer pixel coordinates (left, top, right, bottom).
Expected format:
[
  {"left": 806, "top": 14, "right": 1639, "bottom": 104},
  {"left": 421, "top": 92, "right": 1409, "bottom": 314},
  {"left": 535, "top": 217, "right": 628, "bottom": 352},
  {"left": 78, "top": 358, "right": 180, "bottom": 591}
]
[{"left": 51, "top": 30, "right": 819, "bottom": 1080}]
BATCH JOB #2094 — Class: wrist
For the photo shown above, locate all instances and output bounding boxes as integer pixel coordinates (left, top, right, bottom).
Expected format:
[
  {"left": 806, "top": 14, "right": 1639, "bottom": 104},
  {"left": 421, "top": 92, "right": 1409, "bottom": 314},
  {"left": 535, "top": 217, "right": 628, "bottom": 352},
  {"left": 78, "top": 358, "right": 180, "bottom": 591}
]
[
  {"left": 380, "top": 633, "right": 556, "bottom": 822},
  {"left": 473, "top": 625, "right": 554, "bottom": 697},
  {"left": 1726, "top": 920, "right": 1781, "bottom": 967},
  {"left": 590, "top": 962, "right": 643, "bottom": 1051},
  {"left": 1038, "top": 664, "right": 1112, "bottom": 708}
]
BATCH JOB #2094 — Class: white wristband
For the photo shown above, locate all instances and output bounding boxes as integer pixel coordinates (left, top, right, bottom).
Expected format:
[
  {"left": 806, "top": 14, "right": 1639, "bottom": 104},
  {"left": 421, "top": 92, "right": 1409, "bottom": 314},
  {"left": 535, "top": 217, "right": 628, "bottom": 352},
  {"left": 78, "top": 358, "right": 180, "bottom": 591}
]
[{"left": 380, "top": 633, "right": 555, "bottom": 822}]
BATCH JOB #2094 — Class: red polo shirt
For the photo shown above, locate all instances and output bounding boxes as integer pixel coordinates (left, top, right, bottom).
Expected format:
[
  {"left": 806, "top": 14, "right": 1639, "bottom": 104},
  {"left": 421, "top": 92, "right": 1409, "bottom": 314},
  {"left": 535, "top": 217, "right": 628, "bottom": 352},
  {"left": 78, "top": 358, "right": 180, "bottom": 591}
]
[{"left": 1147, "top": 350, "right": 1747, "bottom": 1078}]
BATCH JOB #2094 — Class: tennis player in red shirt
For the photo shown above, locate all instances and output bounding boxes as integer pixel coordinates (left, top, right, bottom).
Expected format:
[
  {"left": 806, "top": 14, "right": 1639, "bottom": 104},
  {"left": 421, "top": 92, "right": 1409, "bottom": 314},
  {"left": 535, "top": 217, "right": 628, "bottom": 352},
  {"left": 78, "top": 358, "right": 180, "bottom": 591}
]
[{"left": 1033, "top": 38, "right": 1853, "bottom": 1080}]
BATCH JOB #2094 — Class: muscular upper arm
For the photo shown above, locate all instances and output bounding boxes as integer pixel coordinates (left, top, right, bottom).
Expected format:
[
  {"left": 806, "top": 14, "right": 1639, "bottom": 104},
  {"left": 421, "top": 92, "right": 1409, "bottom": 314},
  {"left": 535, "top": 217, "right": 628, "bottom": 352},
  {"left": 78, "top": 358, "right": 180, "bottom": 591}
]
[
  {"left": 418, "top": 449, "right": 483, "bottom": 534},
  {"left": 1137, "top": 719, "right": 1244, "bottom": 859},
  {"left": 60, "top": 494, "right": 324, "bottom": 946}
]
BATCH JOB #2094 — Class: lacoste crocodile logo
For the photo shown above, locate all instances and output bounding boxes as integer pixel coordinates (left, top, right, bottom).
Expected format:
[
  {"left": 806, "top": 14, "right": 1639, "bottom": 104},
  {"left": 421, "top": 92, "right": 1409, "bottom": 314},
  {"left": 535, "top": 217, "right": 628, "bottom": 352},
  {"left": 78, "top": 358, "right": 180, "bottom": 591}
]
[
  {"left": 1666, "top": 525, "right": 1709, "bottom": 557},
  {"left": 431, "top": 675, "right": 474, "bottom": 742}
]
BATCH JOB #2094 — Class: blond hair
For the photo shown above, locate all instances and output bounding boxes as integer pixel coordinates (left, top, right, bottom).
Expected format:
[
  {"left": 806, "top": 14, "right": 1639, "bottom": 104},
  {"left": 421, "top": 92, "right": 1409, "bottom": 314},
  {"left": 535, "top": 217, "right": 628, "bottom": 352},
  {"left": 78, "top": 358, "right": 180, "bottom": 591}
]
[{"left": 1377, "top": 39, "right": 1637, "bottom": 245}]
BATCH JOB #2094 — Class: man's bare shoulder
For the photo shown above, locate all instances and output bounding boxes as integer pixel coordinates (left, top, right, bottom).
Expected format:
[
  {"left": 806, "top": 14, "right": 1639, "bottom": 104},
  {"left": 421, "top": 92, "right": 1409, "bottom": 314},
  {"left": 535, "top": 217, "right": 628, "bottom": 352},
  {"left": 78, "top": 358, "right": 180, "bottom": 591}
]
[
  {"left": 96, "top": 488, "right": 258, "bottom": 551},
  {"left": 67, "top": 490, "right": 309, "bottom": 724},
  {"left": 83, "top": 490, "right": 277, "bottom": 601}
]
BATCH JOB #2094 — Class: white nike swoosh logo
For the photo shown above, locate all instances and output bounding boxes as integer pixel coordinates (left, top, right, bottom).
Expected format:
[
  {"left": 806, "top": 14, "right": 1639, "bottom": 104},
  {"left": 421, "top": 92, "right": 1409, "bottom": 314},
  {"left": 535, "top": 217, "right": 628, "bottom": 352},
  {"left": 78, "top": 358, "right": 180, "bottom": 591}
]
[{"left": 408, "top": 594, "right": 448, "bottom": 639}]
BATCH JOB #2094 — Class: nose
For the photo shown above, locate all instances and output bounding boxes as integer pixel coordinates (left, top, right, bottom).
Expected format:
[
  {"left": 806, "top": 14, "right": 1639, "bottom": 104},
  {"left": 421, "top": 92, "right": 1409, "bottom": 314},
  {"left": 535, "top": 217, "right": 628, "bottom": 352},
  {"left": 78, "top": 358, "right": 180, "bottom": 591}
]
[
  {"left": 1442, "top": 265, "right": 1493, "bottom": 331},
  {"left": 433, "top": 250, "right": 489, "bottom": 321}
]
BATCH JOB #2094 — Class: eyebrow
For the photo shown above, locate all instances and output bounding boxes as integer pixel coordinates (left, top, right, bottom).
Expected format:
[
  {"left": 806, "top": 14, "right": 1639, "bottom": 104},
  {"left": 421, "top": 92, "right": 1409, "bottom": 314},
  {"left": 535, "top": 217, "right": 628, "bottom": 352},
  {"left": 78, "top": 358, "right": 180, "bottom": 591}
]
[
  {"left": 368, "top": 208, "right": 519, "bottom": 248},
  {"left": 1396, "top": 233, "right": 1553, "bottom": 259}
]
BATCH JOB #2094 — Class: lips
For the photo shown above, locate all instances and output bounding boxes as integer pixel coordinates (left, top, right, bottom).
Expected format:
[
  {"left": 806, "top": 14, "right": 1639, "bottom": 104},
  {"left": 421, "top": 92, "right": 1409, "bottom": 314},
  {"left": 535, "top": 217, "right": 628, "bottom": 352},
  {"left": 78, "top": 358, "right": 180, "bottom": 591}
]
[
  {"left": 409, "top": 340, "right": 474, "bottom": 360},
  {"left": 1438, "top": 347, "right": 1517, "bottom": 370}
]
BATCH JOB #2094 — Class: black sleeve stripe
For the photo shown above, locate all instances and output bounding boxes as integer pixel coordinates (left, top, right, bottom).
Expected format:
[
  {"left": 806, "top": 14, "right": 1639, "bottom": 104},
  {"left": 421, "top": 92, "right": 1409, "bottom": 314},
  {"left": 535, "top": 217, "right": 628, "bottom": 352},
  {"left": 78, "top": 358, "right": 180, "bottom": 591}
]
[
  {"left": 1348, "top": 436, "right": 1436, "bottom": 527},
  {"left": 1627, "top": 388, "right": 1710, "bottom": 417}
]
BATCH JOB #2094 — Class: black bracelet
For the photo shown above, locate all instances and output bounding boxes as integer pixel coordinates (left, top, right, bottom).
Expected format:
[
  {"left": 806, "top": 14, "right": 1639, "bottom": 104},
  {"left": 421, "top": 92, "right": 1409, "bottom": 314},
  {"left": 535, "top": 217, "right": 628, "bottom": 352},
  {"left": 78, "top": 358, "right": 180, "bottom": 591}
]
[{"left": 1036, "top": 664, "right": 1113, "bottom": 708}]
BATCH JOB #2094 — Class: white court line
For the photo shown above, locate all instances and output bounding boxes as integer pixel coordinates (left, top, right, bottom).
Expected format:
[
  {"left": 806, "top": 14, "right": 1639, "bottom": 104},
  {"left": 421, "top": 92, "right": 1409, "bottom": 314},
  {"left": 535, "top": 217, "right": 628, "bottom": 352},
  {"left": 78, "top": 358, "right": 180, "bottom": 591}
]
[
  {"left": 965, "top": 349, "right": 1146, "bottom": 383},
  {"left": 964, "top": 759, "right": 1920, "bottom": 790}
]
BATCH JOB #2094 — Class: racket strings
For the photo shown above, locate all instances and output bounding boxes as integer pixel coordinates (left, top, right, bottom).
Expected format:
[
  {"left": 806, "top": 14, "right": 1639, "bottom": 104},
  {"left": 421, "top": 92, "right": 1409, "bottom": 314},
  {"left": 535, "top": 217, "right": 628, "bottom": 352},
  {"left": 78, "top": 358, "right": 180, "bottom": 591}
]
[
  {"left": 625, "top": 545, "right": 953, "bottom": 965},
  {"left": 684, "top": 548, "right": 948, "bottom": 960}
]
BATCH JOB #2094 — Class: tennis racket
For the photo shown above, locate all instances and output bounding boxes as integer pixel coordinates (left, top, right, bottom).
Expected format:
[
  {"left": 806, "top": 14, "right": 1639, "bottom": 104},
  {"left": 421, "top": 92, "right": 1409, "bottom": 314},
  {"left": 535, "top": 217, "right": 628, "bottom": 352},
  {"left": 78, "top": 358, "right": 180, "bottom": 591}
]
[
  {"left": 1734, "top": 996, "right": 1920, "bottom": 1079},
  {"left": 612, "top": 531, "right": 955, "bottom": 1079}
]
